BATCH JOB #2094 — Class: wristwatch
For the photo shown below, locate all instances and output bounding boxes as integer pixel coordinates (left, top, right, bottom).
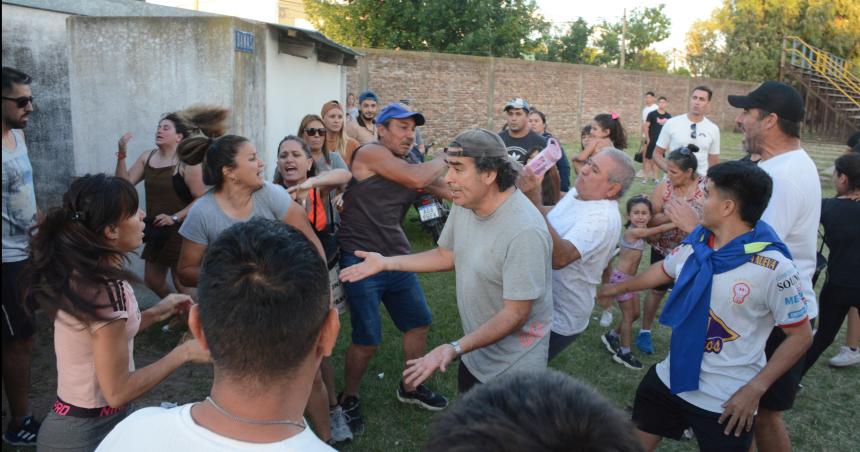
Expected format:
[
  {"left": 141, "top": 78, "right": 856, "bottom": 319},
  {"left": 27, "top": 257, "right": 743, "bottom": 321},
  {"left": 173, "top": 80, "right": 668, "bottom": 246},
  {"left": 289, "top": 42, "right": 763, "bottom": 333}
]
[
  {"left": 449, "top": 340, "right": 462, "bottom": 356},
  {"left": 171, "top": 214, "right": 179, "bottom": 224}
]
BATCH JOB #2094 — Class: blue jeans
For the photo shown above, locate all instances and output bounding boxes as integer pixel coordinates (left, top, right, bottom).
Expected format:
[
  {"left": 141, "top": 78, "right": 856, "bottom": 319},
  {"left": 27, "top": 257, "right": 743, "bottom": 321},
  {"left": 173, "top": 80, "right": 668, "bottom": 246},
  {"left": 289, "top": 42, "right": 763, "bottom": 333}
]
[{"left": 340, "top": 252, "right": 432, "bottom": 346}]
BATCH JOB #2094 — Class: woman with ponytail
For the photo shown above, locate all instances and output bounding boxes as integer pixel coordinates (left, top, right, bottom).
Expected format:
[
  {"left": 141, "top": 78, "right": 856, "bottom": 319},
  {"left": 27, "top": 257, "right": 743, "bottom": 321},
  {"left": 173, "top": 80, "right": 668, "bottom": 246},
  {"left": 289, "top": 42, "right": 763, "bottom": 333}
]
[
  {"left": 26, "top": 174, "right": 210, "bottom": 451},
  {"left": 176, "top": 134, "right": 324, "bottom": 287},
  {"left": 572, "top": 112, "right": 628, "bottom": 174},
  {"left": 113, "top": 106, "right": 227, "bottom": 298},
  {"left": 321, "top": 101, "right": 360, "bottom": 166}
]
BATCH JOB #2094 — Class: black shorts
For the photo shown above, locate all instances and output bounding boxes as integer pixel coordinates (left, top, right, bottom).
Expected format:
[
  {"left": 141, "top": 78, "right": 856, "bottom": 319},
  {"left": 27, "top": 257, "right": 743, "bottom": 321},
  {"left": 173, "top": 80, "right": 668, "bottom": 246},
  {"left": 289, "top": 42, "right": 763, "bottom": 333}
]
[
  {"left": 649, "top": 247, "right": 674, "bottom": 292},
  {"left": 759, "top": 325, "right": 807, "bottom": 411},
  {"left": 645, "top": 140, "right": 658, "bottom": 159},
  {"left": 633, "top": 366, "right": 755, "bottom": 452},
  {"left": 458, "top": 362, "right": 482, "bottom": 395},
  {"left": 2, "top": 259, "right": 36, "bottom": 340}
]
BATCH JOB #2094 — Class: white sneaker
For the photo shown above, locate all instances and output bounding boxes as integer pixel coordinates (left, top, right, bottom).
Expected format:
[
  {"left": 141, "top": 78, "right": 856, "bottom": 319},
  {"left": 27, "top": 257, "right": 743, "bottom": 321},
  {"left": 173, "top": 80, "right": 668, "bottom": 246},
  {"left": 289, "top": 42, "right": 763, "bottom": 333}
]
[
  {"left": 329, "top": 405, "right": 353, "bottom": 442},
  {"left": 599, "top": 310, "right": 613, "bottom": 328},
  {"left": 828, "top": 346, "right": 860, "bottom": 368}
]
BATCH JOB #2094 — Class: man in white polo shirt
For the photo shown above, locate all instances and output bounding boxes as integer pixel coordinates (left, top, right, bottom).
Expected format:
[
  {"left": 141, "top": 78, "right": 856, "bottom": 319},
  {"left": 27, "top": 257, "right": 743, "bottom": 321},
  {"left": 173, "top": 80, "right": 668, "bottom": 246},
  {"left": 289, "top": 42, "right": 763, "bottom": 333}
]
[
  {"left": 653, "top": 86, "right": 720, "bottom": 177},
  {"left": 728, "top": 80, "right": 820, "bottom": 452},
  {"left": 601, "top": 161, "right": 812, "bottom": 452}
]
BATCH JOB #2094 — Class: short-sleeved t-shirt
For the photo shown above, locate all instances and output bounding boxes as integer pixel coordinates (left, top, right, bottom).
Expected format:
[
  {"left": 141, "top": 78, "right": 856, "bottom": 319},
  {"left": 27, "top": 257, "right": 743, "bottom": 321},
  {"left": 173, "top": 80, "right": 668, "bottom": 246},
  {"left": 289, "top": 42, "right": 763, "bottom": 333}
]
[
  {"left": 656, "top": 244, "right": 809, "bottom": 413},
  {"left": 646, "top": 110, "right": 672, "bottom": 141},
  {"left": 96, "top": 403, "right": 333, "bottom": 452},
  {"left": 498, "top": 130, "right": 547, "bottom": 165},
  {"left": 642, "top": 104, "right": 659, "bottom": 122},
  {"left": 546, "top": 189, "right": 621, "bottom": 335},
  {"left": 759, "top": 149, "right": 820, "bottom": 318},
  {"left": 820, "top": 197, "right": 860, "bottom": 288},
  {"left": 2, "top": 129, "right": 38, "bottom": 262},
  {"left": 437, "top": 190, "right": 553, "bottom": 383},
  {"left": 55, "top": 280, "right": 140, "bottom": 408},
  {"left": 179, "top": 182, "right": 292, "bottom": 246},
  {"left": 655, "top": 114, "right": 720, "bottom": 177}
]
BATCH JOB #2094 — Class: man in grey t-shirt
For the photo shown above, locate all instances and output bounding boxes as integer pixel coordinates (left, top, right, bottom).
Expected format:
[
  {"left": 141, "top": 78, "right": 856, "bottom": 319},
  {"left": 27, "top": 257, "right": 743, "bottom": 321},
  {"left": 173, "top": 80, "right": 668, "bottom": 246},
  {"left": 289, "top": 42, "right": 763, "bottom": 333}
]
[{"left": 341, "top": 128, "right": 552, "bottom": 394}]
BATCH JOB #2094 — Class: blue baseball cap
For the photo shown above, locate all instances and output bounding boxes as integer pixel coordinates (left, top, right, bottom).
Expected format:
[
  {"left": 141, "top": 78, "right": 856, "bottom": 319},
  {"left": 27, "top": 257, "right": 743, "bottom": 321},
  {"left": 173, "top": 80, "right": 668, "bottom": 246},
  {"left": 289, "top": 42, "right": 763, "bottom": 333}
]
[
  {"left": 358, "top": 90, "right": 379, "bottom": 104},
  {"left": 376, "top": 103, "right": 426, "bottom": 126}
]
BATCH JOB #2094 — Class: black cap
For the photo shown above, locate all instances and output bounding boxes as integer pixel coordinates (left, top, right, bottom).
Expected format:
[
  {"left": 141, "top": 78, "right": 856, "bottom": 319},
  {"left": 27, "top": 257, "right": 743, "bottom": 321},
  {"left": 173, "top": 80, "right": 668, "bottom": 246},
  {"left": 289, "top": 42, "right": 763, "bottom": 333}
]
[{"left": 728, "top": 81, "right": 805, "bottom": 122}]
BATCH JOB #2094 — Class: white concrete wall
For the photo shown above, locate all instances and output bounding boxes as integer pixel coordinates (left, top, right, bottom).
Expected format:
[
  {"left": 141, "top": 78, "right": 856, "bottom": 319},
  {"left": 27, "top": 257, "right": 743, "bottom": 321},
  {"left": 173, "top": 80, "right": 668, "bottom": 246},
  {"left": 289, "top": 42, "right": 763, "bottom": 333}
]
[{"left": 263, "top": 26, "right": 346, "bottom": 178}]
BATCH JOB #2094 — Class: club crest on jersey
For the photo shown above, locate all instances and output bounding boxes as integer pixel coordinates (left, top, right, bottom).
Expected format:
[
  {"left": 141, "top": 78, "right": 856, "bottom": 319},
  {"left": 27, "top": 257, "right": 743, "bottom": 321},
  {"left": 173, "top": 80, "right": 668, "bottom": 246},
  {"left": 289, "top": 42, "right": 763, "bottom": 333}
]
[
  {"left": 731, "top": 281, "right": 751, "bottom": 305},
  {"left": 704, "top": 309, "right": 739, "bottom": 354},
  {"left": 749, "top": 254, "right": 778, "bottom": 270}
]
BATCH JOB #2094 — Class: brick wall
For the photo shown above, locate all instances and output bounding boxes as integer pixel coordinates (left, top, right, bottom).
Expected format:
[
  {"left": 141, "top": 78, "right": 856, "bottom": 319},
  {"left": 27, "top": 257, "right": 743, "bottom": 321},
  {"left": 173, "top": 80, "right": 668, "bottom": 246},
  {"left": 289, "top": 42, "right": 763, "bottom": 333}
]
[{"left": 346, "top": 49, "right": 758, "bottom": 149}]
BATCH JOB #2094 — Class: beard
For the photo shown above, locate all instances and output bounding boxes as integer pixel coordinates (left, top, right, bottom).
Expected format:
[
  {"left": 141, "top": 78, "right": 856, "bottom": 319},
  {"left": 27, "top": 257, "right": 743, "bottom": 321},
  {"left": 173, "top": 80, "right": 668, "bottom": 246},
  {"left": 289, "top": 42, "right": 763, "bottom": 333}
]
[{"left": 4, "top": 114, "right": 28, "bottom": 129}]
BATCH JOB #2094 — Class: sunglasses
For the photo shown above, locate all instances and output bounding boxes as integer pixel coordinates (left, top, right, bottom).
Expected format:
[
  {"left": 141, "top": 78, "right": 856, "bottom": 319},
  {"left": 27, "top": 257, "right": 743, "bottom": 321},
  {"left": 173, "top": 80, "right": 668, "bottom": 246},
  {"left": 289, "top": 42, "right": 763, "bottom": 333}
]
[
  {"left": 2, "top": 96, "right": 34, "bottom": 108},
  {"left": 690, "top": 123, "right": 697, "bottom": 139},
  {"left": 303, "top": 128, "right": 326, "bottom": 137}
]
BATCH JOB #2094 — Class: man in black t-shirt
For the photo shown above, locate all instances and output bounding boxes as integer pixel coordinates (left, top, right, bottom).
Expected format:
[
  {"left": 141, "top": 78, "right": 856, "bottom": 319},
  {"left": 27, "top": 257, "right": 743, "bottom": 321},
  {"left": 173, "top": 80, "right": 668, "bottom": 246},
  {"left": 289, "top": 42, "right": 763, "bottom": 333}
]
[
  {"left": 498, "top": 98, "right": 546, "bottom": 165},
  {"left": 643, "top": 96, "right": 671, "bottom": 183}
]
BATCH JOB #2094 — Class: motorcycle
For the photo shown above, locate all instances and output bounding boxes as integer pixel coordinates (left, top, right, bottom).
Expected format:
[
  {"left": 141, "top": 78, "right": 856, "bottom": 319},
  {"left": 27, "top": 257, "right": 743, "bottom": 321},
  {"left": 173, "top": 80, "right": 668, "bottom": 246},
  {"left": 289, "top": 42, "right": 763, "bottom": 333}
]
[{"left": 408, "top": 143, "right": 450, "bottom": 243}]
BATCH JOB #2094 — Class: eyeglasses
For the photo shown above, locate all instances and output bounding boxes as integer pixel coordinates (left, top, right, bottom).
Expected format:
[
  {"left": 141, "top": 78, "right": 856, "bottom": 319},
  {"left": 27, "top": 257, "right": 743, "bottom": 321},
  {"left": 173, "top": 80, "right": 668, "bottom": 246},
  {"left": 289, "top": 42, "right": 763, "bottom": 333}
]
[
  {"left": 2, "top": 96, "right": 33, "bottom": 108},
  {"left": 303, "top": 128, "right": 326, "bottom": 137},
  {"left": 690, "top": 123, "right": 697, "bottom": 139}
]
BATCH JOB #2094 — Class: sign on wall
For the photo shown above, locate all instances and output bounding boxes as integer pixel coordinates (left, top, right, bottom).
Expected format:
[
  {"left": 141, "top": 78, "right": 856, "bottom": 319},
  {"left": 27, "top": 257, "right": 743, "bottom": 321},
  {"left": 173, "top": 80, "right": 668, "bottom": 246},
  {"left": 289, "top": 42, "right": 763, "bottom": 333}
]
[{"left": 235, "top": 30, "right": 254, "bottom": 53}]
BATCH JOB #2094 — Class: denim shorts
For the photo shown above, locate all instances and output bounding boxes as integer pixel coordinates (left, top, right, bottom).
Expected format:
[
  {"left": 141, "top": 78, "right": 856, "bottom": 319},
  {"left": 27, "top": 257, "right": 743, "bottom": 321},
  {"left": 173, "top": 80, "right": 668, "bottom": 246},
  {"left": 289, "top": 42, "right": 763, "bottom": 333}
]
[{"left": 340, "top": 252, "right": 432, "bottom": 345}]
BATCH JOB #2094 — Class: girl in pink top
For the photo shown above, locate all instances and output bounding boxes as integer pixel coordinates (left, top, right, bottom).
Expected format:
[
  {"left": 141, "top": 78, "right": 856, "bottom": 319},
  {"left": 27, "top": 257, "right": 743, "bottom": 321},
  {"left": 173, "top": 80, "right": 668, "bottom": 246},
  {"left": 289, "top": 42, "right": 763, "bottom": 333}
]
[{"left": 24, "top": 174, "right": 210, "bottom": 452}]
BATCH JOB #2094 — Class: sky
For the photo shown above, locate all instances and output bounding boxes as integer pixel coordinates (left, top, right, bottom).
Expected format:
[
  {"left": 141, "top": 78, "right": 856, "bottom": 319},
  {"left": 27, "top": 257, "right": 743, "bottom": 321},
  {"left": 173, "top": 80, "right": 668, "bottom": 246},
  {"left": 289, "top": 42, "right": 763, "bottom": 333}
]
[{"left": 536, "top": 0, "right": 723, "bottom": 56}]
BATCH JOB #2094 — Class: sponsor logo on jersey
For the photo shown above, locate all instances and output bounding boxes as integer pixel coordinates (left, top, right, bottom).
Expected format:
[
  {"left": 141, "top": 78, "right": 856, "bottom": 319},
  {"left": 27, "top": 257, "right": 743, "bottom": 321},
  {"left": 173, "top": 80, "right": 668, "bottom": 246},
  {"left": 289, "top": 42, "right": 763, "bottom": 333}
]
[
  {"left": 731, "top": 281, "right": 751, "bottom": 305},
  {"left": 777, "top": 273, "right": 801, "bottom": 291},
  {"left": 788, "top": 306, "right": 808, "bottom": 320},
  {"left": 704, "top": 309, "right": 739, "bottom": 354},
  {"left": 749, "top": 254, "right": 778, "bottom": 270},
  {"left": 784, "top": 294, "right": 803, "bottom": 305}
]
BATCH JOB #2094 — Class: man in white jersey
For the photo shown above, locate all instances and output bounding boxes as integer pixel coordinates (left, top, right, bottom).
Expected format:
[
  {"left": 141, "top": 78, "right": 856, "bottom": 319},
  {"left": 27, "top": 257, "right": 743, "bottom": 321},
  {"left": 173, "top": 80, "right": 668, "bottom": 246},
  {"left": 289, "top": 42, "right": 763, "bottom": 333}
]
[
  {"left": 601, "top": 161, "right": 813, "bottom": 452},
  {"left": 728, "top": 80, "right": 820, "bottom": 452},
  {"left": 653, "top": 86, "right": 720, "bottom": 177},
  {"left": 98, "top": 220, "right": 338, "bottom": 451}
]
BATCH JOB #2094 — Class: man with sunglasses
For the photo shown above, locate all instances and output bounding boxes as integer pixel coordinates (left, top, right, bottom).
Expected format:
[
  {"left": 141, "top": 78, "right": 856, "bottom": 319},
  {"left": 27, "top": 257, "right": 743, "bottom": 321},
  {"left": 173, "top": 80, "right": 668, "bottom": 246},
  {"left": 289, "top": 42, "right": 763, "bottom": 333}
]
[
  {"left": 335, "top": 103, "right": 451, "bottom": 434},
  {"left": 653, "top": 86, "right": 720, "bottom": 178},
  {"left": 341, "top": 128, "right": 552, "bottom": 395},
  {"left": 2, "top": 67, "right": 41, "bottom": 447}
]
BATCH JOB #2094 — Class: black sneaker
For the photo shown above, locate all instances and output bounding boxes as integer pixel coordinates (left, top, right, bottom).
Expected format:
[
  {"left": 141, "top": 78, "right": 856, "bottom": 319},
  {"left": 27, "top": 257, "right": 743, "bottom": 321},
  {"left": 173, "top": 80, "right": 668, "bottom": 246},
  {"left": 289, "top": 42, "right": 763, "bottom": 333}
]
[
  {"left": 601, "top": 332, "right": 621, "bottom": 354},
  {"left": 2, "top": 415, "right": 40, "bottom": 447},
  {"left": 338, "top": 393, "right": 364, "bottom": 435},
  {"left": 613, "top": 349, "right": 643, "bottom": 370},
  {"left": 396, "top": 381, "right": 448, "bottom": 411}
]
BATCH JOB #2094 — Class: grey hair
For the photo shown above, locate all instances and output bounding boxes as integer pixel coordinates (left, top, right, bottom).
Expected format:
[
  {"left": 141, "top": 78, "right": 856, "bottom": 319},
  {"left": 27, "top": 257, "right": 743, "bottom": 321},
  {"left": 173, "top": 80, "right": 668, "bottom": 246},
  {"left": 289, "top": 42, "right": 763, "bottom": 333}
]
[{"left": 600, "top": 147, "right": 636, "bottom": 198}]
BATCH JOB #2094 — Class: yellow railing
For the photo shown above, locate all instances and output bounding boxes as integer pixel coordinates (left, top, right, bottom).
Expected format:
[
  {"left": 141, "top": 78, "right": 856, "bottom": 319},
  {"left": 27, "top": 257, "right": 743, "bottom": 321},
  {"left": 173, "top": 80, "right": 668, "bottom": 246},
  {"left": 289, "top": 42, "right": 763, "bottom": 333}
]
[{"left": 784, "top": 36, "right": 860, "bottom": 106}]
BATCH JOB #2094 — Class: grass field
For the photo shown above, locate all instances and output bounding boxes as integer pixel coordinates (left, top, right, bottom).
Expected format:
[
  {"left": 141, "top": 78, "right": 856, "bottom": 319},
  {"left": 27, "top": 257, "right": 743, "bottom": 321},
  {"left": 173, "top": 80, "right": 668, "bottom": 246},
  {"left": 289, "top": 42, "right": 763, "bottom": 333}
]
[{"left": 2, "top": 132, "right": 856, "bottom": 452}]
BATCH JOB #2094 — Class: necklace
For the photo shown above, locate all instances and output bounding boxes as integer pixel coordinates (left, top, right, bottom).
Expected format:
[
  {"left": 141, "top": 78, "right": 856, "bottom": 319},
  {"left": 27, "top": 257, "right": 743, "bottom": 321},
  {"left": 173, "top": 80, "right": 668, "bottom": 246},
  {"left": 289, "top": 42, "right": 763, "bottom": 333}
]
[{"left": 204, "top": 396, "right": 306, "bottom": 428}]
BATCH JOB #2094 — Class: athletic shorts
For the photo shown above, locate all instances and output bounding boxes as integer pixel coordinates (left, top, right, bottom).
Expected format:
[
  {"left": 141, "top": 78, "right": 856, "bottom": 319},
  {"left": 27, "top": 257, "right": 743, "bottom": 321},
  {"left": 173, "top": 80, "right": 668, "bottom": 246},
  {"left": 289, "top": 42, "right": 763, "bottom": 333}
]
[
  {"left": 633, "top": 365, "right": 755, "bottom": 452},
  {"left": 649, "top": 247, "right": 674, "bottom": 292},
  {"left": 2, "top": 259, "right": 36, "bottom": 340},
  {"left": 37, "top": 407, "right": 129, "bottom": 452},
  {"left": 340, "top": 252, "right": 432, "bottom": 346},
  {"left": 759, "top": 324, "right": 809, "bottom": 411},
  {"left": 609, "top": 269, "right": 636, "bottom": 302}
]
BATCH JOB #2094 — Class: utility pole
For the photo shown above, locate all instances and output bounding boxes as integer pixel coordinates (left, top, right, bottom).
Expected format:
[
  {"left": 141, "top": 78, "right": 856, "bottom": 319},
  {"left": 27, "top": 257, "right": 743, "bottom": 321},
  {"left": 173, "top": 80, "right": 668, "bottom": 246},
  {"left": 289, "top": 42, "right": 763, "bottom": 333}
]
[{"left": 620, "top": 8, "right": 627, "bottom": 69}]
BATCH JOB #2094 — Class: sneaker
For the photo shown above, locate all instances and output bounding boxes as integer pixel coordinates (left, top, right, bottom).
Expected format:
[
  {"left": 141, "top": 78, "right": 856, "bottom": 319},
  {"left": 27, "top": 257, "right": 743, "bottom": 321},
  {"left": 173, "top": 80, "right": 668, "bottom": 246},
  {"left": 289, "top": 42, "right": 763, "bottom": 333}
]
[
  {"left": 601, "top": 332, "right": 620, "bottom": 354},
  {"left": 636, "top": 331, "right": 654, "bottom": 355},
  {"left": 828, "top": 346, "right": 860, "bottom": 368},
  {"left": 2, "top": 415, "right": 40, "bottom": 447},
  {"left": 613, "top": 349, "right": 643, "bottom": 370},
  {"left": 338, "top": 393, "right": 364, "bottom": 435},
  {"left": 599, "top": 309, "right": 613, "bottom": 327},
  {"left": 329, "top": 405, "right": 353, "bottom": 443},
  {"left": 397, "top": 382, "right": 448, "bottom": 411}
]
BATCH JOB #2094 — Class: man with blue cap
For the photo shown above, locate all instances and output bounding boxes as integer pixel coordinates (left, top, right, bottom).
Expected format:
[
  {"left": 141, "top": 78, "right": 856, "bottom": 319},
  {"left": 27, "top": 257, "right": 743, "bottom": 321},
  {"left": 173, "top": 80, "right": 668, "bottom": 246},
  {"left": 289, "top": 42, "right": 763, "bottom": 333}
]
[
  {"left": 335, "top": 103, "right": 450, "bottom": 434},
  {"left": 347, "top": 90, "right": 380, "bottom": 144}
]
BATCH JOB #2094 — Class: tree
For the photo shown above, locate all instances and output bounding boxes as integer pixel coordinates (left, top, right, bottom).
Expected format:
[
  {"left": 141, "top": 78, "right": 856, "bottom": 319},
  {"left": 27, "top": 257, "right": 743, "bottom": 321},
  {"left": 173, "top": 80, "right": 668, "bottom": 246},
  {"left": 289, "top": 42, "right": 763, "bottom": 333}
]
[
  {"left": 304, "top": 0, "right": 549, "bottom": 58},
  {"left": 594, "top": 5, "right": 671, "bottom": 70},
  {"left": 684, "top": 0, "right": 860, "bottom": 81},
  {"left": 535, "top": 18, "right": 593, "bottom": 64}
]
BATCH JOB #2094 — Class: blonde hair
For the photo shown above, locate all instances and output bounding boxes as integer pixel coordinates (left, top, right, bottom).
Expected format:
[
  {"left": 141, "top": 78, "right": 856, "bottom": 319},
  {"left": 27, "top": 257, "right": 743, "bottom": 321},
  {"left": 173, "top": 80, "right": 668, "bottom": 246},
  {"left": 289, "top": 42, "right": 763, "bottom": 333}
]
[{"left": 320, "top": 101, "right": 351, "bottom": 160}]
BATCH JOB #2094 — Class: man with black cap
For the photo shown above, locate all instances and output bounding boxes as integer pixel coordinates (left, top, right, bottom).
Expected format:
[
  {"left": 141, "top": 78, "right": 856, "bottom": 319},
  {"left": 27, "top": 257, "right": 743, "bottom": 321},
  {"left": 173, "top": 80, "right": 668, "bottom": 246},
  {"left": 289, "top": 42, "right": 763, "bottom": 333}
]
[
  {"left": 347, "top": 90, "right": 380, "bottom": 144},
  {"left": 728, "top": 81, "right": 820, "bottom": 452},
  {"left": 341, "top": 128, "right": 553, "bottom": 395},
  {"left": 336, "top": 103, "right": 450, "bottom": 434},
  {"left": 499, "top": 98, "right": 547, "bottom": 165}
]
